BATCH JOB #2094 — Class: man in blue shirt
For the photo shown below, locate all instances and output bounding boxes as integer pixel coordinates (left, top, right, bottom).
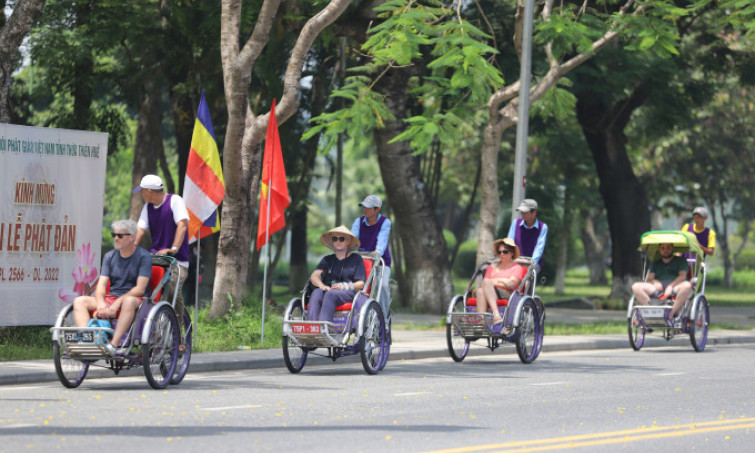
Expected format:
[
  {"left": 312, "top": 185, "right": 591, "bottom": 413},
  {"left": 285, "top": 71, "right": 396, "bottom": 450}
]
[
  {"left": 351, "top": 195, "right": 392, "bottom": 323},
  {"left": 507, "top": 199, "right": 548, "bottom": 271}
]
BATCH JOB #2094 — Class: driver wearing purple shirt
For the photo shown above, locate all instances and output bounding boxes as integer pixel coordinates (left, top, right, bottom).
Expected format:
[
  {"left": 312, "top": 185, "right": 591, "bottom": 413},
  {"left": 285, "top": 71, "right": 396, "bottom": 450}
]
[{"left": 351, "top": 194, "right": 392, "bottom": 324}]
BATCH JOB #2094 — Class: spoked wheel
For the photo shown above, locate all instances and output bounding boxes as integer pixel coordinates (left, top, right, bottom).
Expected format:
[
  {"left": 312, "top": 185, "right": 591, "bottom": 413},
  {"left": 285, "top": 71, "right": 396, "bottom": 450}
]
[
  {"left": 282, "top": 299, "right": 308, "bottom": 373},
  {"left": 516, "top": 299, "right": 541, "bottom": 364},
  {"left": 170, "top": 312, "right": 192, "bottom": 385},
  {"left": 628, "top": 306, "right": 645, "bottom": 351},
  {"left": 690, "top": 296, "right": 709, "bottom": 352},
  {"left": 377, "top": 316, "right": 391, "bottom": 371},
  {"left": 446, "top": 296, "right": 469, "bottom": 362},
  {"left": 143, "top": 305, "right": 179, "bottom": 389},
  {"left": 534, "top": 301, "right": 545, "bottom": 359},
  {"left": 53, "top": 304, "right": 89, "bottom": 388},
  {"left": 359, "top": 301, "right": 386, "bottom": 375}
]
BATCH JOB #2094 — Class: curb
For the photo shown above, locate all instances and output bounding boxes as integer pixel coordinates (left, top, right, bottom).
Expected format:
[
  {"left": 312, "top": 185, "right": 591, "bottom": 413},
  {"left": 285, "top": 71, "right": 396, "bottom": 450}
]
[{"left": 2, "top": 331, "right": 753, "bottom": 386}]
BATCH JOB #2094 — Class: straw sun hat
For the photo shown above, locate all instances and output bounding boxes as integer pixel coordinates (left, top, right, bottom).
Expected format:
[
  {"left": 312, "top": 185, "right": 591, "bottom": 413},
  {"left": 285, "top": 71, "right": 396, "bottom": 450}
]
[
  {"left": 320, "top": 225, "right": 361, "bottom": 252},
  {"left": 492, "top": 238, "right": 520, "bottom": 260}
]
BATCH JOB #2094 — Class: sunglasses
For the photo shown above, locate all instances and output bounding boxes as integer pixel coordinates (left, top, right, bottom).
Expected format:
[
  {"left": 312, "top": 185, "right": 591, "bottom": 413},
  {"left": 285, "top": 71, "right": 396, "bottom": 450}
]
[
  {"left": 497, "top": 249, "right": 512, "bottom": 255},
  {"left": 111, "top": 233, "right": 131, "bottom": 238},
  {"left": 331, "top": 236, "right": 347, "bottom": 242}
]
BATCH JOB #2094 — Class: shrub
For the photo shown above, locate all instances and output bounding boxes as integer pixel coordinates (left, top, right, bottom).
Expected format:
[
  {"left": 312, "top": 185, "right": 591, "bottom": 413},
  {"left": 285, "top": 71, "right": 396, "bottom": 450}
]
[{"left": 453, "top": 240, "right": 479, "bottom": 278}]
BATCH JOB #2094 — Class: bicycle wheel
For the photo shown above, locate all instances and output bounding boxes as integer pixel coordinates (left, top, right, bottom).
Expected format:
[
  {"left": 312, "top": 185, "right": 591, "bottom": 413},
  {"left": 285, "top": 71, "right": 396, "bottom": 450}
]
[
  {"left": 628, "top": 307, "right": 645, "bottom": 351},
  {"left": 446, "top": 295, "right": 469, "bottom": 362},
  {"left": 282, "top": 299, "right": 308, "bottom": 373},
  {"left": 143, "top": 305, "right": 179, "bottom": 389},
  {"left": 170, "top": 311, "right": 192, "bottom": 385},
  {"left": 516, "top": 299, "right": 540, "bottom": 364},
  {"left": 52, "top": 304, "right": 89, "bottom": 388},
  {"left": 690, "top": 296, "right": 709, "bottom": 352},
  {"left": 359, "top": 301, "right": 385, "bottom": 375}
]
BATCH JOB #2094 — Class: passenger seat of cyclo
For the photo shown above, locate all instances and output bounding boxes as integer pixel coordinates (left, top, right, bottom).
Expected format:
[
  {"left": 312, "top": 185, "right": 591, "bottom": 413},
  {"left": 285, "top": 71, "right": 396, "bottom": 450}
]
[
  {"left": 465, "top": 263, "right": 529, "bottom": 308},
  {"left": 93, "top": 265, "right": 165, "bottom": 319},
  {"left": 330, "top": 255, "right": 374, "bottom": 313}
]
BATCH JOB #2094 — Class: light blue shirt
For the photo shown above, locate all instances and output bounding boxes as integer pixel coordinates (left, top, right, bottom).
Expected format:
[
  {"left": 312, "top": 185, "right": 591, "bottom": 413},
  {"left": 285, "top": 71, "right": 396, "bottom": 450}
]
[
  {"left": 351, "top": 214, "right": 391, "bottom": 256},
  {"left": 507, "top": 219, "right": 548, "bottom": 264}
]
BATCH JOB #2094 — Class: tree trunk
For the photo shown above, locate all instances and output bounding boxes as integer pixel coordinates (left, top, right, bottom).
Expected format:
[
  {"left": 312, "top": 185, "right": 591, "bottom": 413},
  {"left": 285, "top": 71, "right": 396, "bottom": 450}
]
[
  {"left": 554, "top": 188, "right": 572, "bottom": 295},
  {"left": 579, "top": 207, "right": 608, "bottom": 285},
  {"left": 70, "top": 1, "right": 93, "bottom": 131},
  {"left": 212, "top": 0, "right": 351, "bottom": 318},
  {"left": 374, "top": 66, "right": 454, "bottom": 313},
  {"left": 576, "top": 89, "right": 650, "bottom": 300},
  {"left": 129, "top": 76, "right": 164, "bottom": 221},
  {"left": 0, "top": 0, "right": 47, "bottom": 123},
  {"left": 475, "top": 115, "right": 511, "bottom": 267},
  {"left": 169, "top": 89, "right": 196, "bottom": 193}
]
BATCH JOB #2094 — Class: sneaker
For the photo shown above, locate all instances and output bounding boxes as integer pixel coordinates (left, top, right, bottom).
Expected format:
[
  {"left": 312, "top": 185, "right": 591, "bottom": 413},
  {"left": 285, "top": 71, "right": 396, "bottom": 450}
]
[{"left": 103, "top": 342, "right": 118, "bottom": 357}]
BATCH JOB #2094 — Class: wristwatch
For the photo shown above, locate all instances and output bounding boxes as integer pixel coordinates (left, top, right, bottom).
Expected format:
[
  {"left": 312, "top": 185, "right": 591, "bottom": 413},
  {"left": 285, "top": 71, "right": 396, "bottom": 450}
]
[{"left": 170, "top": 246, "right": 178, "bottom": 254}]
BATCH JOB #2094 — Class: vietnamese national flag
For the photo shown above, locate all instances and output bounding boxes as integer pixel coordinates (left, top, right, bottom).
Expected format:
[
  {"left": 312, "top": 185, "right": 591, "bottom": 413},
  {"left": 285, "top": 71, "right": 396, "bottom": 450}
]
[
  {"left": 183, "top": 90, "right": 225, "bottom": 243},
  {"left": 257, "top": 98, "right": 290, "bottom": 250}
]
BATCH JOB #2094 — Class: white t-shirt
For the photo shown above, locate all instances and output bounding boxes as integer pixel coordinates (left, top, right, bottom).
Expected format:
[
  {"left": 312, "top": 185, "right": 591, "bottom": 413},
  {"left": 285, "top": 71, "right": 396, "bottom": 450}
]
[{"left": 138, "top": 194, "right": 190, "bottom": 267}]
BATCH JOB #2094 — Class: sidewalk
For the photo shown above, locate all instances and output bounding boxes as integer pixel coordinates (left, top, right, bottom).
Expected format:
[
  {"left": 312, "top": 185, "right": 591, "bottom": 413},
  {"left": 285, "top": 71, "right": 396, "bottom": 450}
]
[{"left": 2, "top": 306, "right": 753, "bottom": 386}]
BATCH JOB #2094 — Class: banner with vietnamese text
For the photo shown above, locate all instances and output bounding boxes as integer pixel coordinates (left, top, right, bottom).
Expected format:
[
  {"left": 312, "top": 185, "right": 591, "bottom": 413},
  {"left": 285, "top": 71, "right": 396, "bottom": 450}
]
[{"left": 0, "top": 124, "right": 108, "bottom": 326}]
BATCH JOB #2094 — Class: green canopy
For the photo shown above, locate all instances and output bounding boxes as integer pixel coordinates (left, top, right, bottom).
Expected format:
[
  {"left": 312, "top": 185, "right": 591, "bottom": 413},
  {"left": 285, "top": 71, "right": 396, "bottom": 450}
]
[{"left": 639, "top": 230, "right": 704, "bottom": 263}]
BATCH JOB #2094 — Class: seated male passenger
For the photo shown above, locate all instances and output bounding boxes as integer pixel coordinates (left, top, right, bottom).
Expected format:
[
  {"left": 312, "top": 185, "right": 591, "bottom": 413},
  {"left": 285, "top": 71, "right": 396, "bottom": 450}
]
[
  {"left": 631, "top": 243, "right": 691, "bottom": 325},
  {"left": 73, "top": 219, "right": 152, "bottom": 356}
]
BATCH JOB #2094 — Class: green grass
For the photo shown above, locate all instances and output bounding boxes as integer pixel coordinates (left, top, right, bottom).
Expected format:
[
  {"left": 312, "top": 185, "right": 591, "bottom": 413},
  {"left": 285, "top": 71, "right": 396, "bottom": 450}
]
[{"left": 3, "top": 268, "right": 754, "bottom": 361}]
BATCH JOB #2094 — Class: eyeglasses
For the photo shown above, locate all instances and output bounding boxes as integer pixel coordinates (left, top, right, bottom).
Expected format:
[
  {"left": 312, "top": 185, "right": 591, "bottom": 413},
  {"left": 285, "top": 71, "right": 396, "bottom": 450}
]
[
  {"left": 111, "top": 233, "right": 131, "bottom": 238},
  {"left": 331, "top": 236, "right": 347, "bottom": 242},
  {"left": 497, "top": 249, "right": 511, "bottom": 255}
]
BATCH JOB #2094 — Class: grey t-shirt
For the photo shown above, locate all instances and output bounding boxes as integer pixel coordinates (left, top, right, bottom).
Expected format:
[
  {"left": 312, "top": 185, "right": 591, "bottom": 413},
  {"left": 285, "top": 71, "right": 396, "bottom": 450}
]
[{"left": 101, "top": 247, "right": 152, "bottom": 298}]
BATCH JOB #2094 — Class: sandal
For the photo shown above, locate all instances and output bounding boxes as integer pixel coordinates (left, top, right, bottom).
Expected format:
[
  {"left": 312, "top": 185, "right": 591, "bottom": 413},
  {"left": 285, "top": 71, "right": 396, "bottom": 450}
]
[{"left": 492, "top": 316, "right": 504, "bottom": 325}]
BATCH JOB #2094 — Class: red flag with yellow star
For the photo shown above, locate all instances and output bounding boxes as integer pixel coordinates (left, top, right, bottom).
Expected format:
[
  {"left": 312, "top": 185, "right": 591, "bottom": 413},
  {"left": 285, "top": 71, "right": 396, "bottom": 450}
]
[{"left": 257, "top": 99, "right": 290, "bottom": 250}]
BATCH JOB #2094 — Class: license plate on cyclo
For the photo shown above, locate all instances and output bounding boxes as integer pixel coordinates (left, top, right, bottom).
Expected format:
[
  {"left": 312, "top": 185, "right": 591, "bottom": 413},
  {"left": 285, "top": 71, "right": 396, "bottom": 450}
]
[
  {"left": 292, "top": 323, "right": 321, "bottom": 334},
  {"left": 65, "top": 331, "right": 93, "bottom": 343},
  {"left": 458, "top": 314, "right": 482, "bottom": 324},
  {"left": 642, "top": 308, "right": 664, "bottom": 318}
]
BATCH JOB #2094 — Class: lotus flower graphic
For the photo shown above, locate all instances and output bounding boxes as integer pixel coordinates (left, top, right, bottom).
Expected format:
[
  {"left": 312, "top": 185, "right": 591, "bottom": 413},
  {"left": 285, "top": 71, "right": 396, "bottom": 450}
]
[{"left": 58, "top": 242, "right": 99, "bottom": 302}]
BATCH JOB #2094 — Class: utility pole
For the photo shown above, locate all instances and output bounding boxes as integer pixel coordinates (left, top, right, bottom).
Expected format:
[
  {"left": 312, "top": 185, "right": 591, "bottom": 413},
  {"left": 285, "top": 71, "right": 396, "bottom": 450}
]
[{"left": 512, "top": 0, "right": 535, "bottom": 222}]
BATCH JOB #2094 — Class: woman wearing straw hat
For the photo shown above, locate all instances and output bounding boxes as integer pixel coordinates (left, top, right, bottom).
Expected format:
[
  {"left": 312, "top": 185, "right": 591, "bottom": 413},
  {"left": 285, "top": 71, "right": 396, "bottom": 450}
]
[
  {"left": 476, "top": 238, "right": 527, "bottom": 325},
  {"left": 307, "top": 226, "right": 367, "bottom": 323}
]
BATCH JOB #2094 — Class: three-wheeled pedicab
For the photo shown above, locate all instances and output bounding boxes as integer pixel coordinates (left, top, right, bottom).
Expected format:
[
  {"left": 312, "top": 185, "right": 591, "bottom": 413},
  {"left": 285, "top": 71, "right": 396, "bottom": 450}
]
[
  {"left": 446, "top": 257, "right": 545, "bottom": 363},
  {"left": 50, "top": 255, "right": 191, "bottom": 389},
  {"left": 627, "top": 230, "right": 710, "bottom": 352},
  {"left": 281, "top": 251, "right": 390, "bottom": 375}
]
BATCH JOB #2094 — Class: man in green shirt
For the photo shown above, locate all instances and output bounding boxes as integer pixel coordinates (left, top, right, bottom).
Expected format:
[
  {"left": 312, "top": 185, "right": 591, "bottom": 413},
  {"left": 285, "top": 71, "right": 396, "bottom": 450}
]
[{"left": 631, "top": 243, "right": 692, "bottom": 323}]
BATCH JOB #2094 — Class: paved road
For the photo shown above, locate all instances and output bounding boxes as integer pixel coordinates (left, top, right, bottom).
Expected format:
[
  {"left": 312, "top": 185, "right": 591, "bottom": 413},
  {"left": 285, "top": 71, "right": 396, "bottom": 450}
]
[
  {"left": 1, "top": 306, "right": 754, "bottom": 386},
  {"left": 1, "top": 344, "right": 754, "bottom": 453}
]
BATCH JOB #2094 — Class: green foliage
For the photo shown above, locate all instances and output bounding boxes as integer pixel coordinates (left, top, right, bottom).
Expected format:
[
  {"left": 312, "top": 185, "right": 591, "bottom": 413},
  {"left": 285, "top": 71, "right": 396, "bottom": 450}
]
[
  {"left": 453, "top": 240, "right": 479, "bottom": 278},
  {"left": 306, "top": 0, "right": 500, "bottom": 155},
  {"left": 443, "top": 229, "right": 457, "bottom": 257},
  {"left": 194, "top": 293, "right": 283, "bottom": 351},
  {"left": 735, "top": 251, "right": 755, "bottom": 270},
  {"left": 0, "top": 326, "right": 51, "bottom": 361}
]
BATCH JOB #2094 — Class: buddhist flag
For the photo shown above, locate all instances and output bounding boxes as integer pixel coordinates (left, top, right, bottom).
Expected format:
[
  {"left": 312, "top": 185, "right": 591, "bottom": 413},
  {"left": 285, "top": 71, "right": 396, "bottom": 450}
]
[
  {"left": 257, "top": 98, "right": 290, "bottom": 250},
  {"left": 183, "top": 90, "right": 225, "bottom": 243}
]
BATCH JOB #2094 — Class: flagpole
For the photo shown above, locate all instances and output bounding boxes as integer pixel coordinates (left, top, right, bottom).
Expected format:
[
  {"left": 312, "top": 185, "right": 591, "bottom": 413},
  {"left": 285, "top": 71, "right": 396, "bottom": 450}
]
[
  {"left": 193, "top": 231, "right": 200, "bottom": 347},
  {"left": 261, "top": 172, "right": 273, "bottom": 345}
]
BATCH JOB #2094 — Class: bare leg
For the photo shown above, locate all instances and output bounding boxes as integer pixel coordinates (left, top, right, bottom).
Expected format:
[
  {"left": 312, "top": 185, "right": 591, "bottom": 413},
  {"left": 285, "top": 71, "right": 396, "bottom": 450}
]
[
  {"left": 670, "top": 281, "right": 692, "bottom": 317},
  {"left": 631, "top": 282, "right": 658, "bottom": 305},
  {"left": 481, "top": 279, "right": 502, "bottom": 321},
  {"left": 110, "top": 296, "right": 141, "bottom": 347},
  {"left": 73, "top": 296, "right": 96, "bottom": 327},
  {"left": 475, "top": 288, "right": 488, "bottom": 314}
]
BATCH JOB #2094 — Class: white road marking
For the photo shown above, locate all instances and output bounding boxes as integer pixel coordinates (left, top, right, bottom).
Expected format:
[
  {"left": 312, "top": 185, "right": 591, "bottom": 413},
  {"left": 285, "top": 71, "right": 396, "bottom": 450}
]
[{"left": 199, "top": 404, "right": 262, "bottom": 411}]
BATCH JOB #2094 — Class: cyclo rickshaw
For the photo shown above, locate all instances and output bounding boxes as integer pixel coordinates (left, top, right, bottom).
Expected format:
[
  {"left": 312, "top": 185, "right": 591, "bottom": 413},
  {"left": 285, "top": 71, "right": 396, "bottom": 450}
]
[
  {"left": 627, "top": 230, "right": 709, "bottom": 352},
  {"left": 281, "top": 251, "right": 390, "bottom": 375},
  {"left": 50, "top": 255, "right": 193, "bottom": 389},
  {"left": 446, "top": 256, "right": 545, "bottom": 363}
]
